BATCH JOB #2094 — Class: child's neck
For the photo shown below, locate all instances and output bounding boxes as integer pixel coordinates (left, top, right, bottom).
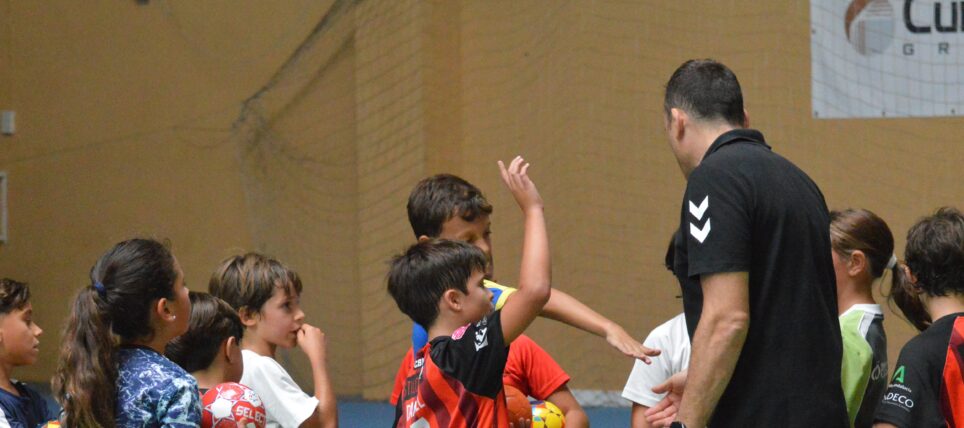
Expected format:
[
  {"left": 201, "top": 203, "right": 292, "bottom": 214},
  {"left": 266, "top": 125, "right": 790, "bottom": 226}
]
[
  {"left": 190, "top": 367, "right": 226, "bottom": 391},
  {"left": 925, "top": 293, "right": 964, "bottom": 322},
  {"left": 836, "top": 280, "right": 876, "bottom": 315},
  {"left": 426, "top": 314, "right": 474, "bottom": 343},
  {"left": 241, "top": 335, "right": 277, "bottom": 358},
  {"left": 0, "top": 363, "right": 17, "bottom": 397}
]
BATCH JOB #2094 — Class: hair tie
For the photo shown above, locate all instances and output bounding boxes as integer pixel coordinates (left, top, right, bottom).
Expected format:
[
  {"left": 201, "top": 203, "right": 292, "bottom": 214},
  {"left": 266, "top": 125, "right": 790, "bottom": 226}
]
[
  {"left": 93, "top": 281, "right": 107, "bottom": 298},
  {"left": 886, "top": 254, "right": 898, "bottom": 271}
]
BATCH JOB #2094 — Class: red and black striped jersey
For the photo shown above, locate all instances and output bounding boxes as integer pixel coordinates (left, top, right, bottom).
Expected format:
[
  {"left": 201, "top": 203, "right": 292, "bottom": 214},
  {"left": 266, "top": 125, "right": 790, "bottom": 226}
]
[
  {"left": 875, "top": 313, "right": 964, "bottom": 427},
  {"left": 394, "top": 310, "right": 510, "bottom": 428}
]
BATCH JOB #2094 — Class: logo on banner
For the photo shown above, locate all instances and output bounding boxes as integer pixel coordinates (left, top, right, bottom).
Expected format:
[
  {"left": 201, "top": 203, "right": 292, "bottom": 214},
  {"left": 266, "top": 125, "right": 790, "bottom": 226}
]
[{"left": 845, "top": 0, "right": 896, "bottom": 55}]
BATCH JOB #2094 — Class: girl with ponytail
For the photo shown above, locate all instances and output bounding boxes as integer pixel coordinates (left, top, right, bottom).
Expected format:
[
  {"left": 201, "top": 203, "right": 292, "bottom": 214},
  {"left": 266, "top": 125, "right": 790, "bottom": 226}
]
[
  {"left": 829, "top": 208, "right": 894, "bottom": 428},
  {"left": 52, "top": 238, "right": 199, "bottom": 427}
]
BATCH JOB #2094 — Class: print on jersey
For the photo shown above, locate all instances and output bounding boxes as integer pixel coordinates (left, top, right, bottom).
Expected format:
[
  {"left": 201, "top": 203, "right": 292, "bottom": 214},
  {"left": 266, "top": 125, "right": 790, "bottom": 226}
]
[{"left": 688, "top": 195, "right": 711, "bottom": 243}]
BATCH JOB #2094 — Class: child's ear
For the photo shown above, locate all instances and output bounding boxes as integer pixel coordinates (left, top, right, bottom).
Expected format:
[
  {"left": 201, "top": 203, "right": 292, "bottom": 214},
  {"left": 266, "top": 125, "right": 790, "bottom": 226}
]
[
  {"left": 849, "top": 250, "right": 868, "bottom": 277},
  {"left": 442, "top": 289, "right": 462, "bottom": 311},
  {"left": 417, "top": 235, "right": 431, "bottom": 243},
  {"left": 238, "top": 307, "right": 260, "bottom": 327},
  {"left": 224, "top": 336, "right": 239, "bottom": 363},
  {"left": 155, "top": 298, "right": 177, "bottom": 322}
]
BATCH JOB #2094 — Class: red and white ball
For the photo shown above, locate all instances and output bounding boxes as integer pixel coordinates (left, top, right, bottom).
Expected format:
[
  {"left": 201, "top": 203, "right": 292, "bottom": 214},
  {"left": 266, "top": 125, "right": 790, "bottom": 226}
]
[{"left": 201, "top": 382, "right": 267, "bottom": 428}]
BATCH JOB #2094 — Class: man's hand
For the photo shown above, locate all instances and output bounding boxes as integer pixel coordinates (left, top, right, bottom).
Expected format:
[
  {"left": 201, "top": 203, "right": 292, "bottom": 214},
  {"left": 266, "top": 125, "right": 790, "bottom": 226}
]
[
  {"left": 645, "top": 370, "right": 687, "bottom": 427},
  {"left": 604, "top": 321, "right": 660, "bottom": 363}
]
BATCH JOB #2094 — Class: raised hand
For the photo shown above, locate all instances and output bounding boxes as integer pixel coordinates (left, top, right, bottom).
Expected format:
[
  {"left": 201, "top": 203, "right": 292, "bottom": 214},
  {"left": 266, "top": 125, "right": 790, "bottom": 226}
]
[{"left": 498, "top": 156, "right": 543, "bottom": 214}]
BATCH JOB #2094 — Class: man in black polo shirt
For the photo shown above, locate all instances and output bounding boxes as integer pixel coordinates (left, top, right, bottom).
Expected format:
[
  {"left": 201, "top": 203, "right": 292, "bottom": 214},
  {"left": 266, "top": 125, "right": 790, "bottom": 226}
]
[{"left": 658, "top": 60, "right": 848, "bottom": 428}]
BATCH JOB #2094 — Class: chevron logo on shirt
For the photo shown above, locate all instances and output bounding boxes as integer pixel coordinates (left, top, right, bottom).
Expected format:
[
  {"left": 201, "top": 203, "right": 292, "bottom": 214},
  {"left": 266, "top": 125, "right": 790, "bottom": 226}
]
[{"left": 689, "top": 196, "right": 711, "bottom": 243}]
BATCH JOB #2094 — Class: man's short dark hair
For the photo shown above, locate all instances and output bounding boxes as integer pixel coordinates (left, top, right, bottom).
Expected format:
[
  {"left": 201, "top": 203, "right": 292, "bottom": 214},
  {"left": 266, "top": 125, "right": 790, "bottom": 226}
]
[
  {"left": 165, "top": 292, "right": 244, "bottom": 373},
  {"left": 905, "top": 206, "right": 964, "bottom": 297},
  {"left": 387, "top": 239, "right": 487, "bottom": 327},
  {"left": 0, "top": 278, "right": 30, "bottom": 315},
  {"left": 407, "top": 174, "right": 493, "bottom": 238},
  {"left": 664, "top": 59, "right": 746, "bottom": 127}
]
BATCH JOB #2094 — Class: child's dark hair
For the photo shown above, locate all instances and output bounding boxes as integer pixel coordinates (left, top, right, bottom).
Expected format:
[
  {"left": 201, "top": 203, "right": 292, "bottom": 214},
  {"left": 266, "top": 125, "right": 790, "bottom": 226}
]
[
  {"left": 387, "top": 239, "right": 487, "bottom": 327},
  {"left": 830, "top": 208, "right": 895, "bottom": 278},
  {"left": 52, "top": 238, "right": 179, "bottom": 428},
  {"left": 165, "top": 292, "right": 243, "bottom": 373},
  {"left": 209, "top": 252, "right": 303, "bottom": 314},
  {"left": 890, "top": 207, "right": 964, "bottom": 331},
  {"left": 407, "top": 174, "right": 493, "bottom": 238},
  {"left": 0, "top": 278, "right": 30, "bottom": 315}
]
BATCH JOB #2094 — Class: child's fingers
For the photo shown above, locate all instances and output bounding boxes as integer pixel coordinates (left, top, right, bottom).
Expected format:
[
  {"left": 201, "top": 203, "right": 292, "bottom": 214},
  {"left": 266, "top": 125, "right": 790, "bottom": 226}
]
[
  {"left": 650, "top": 378, "right": 672, "bottom": 395},
  {"left": 520, "top": 162, "right": 530, "bottom": 177}
]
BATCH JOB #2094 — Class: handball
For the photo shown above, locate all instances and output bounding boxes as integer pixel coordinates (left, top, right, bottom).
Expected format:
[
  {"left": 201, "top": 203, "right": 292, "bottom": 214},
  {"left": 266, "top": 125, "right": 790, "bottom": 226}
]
[
  {"left": 504, "top": 385, "right": 531, "bottom": 423},
  {"left": 530, "top": 400, "right": 565, "bottom": 428},
  {"left": 201, "top": 382, "right": 267, "bottom": 428}
]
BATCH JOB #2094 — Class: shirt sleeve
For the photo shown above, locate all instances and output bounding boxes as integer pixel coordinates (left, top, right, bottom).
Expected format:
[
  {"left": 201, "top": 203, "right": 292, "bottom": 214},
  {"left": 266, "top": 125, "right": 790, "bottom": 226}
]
[
  {"left": 873, "top": 343, "right": 929, "bottom": 427},
  {"left": 390, "top": 348, "right": 415, "bottom": 405},
  {"left": 485, "top": 280, "right": 517, "bottom": 310},
  {"left": 622, "top": 326, "right": 677, "bottom": 407},
  {"left": 503, "top": 334, "right": 570, "bottom": 400},
  {"left": 242, "top": 353, "right": 320, "bottom": 427},
  {"left": 683, "top": 162, "right": 752, "bottom": 277},
  {"left": 157, "top": 375, "right": 201, "bottom": 428},
  {"left": 431, "top": 310, "right": 509, "bottom": 398}
]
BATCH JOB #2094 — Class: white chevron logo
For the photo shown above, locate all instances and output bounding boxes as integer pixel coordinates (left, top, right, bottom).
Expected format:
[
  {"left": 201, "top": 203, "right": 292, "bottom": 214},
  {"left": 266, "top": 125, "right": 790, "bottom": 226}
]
[
  {"left": 689, "top": 196, "right": 709, "bottom": 220},
  {"left": 690, "top": 218, "right": 711, "bottom": 243}
]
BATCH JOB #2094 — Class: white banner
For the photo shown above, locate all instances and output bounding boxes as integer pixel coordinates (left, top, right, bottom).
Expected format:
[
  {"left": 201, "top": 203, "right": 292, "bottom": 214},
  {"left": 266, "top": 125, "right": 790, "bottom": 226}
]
[{"left": 811, "top": 0, "right": 964, "bottom": 118}]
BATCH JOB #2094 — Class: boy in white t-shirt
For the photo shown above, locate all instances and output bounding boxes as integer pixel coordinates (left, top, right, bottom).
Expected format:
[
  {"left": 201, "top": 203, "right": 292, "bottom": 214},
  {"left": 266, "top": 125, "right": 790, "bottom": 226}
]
[
  {"left": 210, "top": 253, "right": 337, "bottom": 428},
  {"left": 622, "top": 313, "right": 690, "bottom": 428}
]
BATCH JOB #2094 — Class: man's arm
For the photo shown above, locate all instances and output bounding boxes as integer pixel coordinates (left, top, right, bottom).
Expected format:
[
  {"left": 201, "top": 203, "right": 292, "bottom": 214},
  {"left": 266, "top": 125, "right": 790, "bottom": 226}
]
[
  {"left": 541, "top": 290, "right": 659, "bottom": 362},
  {"left": 675, "top": 272, "right": 749, "bottom": 427},
  {"left": 546, "top": 386, "right": 588, "bottom": 428}
]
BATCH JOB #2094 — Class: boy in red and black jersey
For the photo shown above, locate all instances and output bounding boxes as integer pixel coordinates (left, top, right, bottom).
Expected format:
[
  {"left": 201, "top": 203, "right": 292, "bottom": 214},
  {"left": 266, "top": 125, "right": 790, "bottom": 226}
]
[
  {"left": 387, "top": 157, "right": 551, "bottom": 428},
  {"left": 874, "top": 207, "right": 964, "bottom": 428}
]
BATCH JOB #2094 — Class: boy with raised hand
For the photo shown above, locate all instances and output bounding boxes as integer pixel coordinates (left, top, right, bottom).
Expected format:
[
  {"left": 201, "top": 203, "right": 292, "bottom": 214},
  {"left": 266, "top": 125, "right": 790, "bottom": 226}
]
[
  {"left": 0, "top": 278, "right": 57, "bottom": 427},
  {"left": 391, "top": 168, "right": 658, "bottom": 426},
  {"left": 389, "top": 156, "right": 551, "bottom": 427}
]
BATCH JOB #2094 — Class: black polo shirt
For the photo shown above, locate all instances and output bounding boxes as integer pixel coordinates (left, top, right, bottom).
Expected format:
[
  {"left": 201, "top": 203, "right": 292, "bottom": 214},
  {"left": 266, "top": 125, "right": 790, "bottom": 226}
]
[{"left": 672, "top": 129, "right": 848, "bottom": 427}]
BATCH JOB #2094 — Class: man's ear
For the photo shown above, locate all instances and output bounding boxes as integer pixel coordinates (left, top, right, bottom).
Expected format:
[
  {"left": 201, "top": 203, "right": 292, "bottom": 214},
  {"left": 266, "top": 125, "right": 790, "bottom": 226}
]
[
  {"left": 849, "top": 250, "right": 868, "bottom": 277},
  {"left": 418, "top": 235, "right": 431, "bottom": 243},
  {"left": 743, "top": 108, "right": 750, "bottom": 128},
  {"left": 670, "top": 108, "right": 687, "bottom": 142},
  {"left": 238, "top": 307, "right": 260, "bottom": 327}
]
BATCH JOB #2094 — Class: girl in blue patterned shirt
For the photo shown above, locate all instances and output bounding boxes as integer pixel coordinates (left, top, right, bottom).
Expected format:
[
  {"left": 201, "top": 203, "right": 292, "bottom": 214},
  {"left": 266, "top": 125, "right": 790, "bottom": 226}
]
[{"left": 52, "top": 238, "right": 200, "bottom": 427}]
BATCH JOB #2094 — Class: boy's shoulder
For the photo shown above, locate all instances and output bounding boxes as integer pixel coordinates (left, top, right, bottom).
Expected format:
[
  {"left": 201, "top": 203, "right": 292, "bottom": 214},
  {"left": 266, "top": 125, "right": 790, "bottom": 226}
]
[
  {"left": 425, "top": 311, "right": 508, "bottom": 399},
  {"left": 0, "top": 380, "right": 55, "bottom": 426},
  {"left": 240, "top": 349, "right": 295, "bottom": 380}
]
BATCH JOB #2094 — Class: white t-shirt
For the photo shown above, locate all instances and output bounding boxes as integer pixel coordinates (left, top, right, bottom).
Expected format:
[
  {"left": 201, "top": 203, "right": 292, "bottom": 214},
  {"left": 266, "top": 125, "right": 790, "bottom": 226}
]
[
  {"left": 241, "top": 350, "right": 319, "bottom": 428},
  {"left": 621, "top": 313, "right": 691, "bottom": 408}
]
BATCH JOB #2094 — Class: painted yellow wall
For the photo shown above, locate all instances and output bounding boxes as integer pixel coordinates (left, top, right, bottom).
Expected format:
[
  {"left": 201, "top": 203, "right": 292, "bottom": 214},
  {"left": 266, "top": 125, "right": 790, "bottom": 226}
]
[{"left": 0, "top": 0, "right": 961, "bottom": 401}]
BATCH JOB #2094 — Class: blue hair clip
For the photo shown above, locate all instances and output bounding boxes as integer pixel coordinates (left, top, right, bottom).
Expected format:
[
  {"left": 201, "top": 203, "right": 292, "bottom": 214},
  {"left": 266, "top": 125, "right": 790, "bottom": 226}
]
[{"left": 93, "top": 281, "right": 107, "bottom": 297}]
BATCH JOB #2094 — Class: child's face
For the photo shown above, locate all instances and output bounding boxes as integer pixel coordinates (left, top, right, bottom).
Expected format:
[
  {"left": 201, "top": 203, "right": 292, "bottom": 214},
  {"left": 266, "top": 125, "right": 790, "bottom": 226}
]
[
  {"left": 461, "top": 269, "right": 494, "bottom": 323},
  {"left": 170, "top": 258, "right": 191, "bottom": 337},
  {"left": 0, "top": 303, "right": 42, "bottom": 367},
  {"left": 256, "top": 286, "right": 305, "bottom": 349},
  {"left": 439, "top": 213, "right": 494, "bottom": 278}
]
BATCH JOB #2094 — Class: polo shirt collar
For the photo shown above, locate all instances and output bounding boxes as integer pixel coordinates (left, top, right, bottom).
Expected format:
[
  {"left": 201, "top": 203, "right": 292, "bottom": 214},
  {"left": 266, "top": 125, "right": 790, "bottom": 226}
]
[{"left": 704, "top": 128, "right": 771, "bottom": 159}]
